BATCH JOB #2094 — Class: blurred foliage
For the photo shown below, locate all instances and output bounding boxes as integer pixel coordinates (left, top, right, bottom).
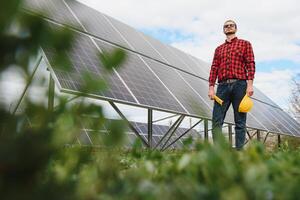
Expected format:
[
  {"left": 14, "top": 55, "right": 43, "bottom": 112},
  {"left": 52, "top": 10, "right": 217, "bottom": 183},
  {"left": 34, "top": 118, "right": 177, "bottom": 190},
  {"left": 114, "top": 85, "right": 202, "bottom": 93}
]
[{"left": 1, "top": 1, "right": 300, "bottom": 200}]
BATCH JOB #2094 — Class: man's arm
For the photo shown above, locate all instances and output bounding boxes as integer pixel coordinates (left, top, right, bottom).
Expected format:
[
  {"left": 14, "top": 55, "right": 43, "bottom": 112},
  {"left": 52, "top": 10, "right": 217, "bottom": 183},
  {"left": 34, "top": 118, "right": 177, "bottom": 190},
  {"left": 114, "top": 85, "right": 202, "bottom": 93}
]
[
  {"left": 247, "top": 79, "right": 254, "bottom": 96},
  {"left": 208, "top": 49, "right": 219, "bottom": 100},
  {"left": 245, "top": 42, "right": 255, "bottom": 96}
]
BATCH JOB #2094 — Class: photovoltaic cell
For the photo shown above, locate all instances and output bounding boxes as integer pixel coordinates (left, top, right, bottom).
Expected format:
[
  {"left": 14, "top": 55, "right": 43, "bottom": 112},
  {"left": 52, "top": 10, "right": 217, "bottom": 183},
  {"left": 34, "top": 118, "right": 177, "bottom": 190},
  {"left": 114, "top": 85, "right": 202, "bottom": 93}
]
[
  {"left": 142, "top": 34, "right": 196, "bottom": 74},
  {"left": 102, "top": 14, "right": 165, "bottom": 62},
  {"left": 248, "top": 100, "right": 281, "bottom": 133},
  {"left": 167, "top": 46, "right": 209, "bottom": 79},
  {"left": 95, "top": 39, "right": 187, "bottom": 113},
  {"left": 24, "top": 0, "right": 82, "bottom": 30},
  {"left": 178, "top": 71, "right": 235, "bottom": 124},
  {"left": 275, "top": 109, "right": 300, "bottom": 136},
  {"left": 189, "top": 55, "right": 211, "bottom": 78},
  {"left": 260, "top": 105, "right": 293, "bottom": 135},
  {"left": 43, "top": 23, "right": 136, "bottom": 103},
  {"left": 143, "top": 57, "right": 212, "bottom": 118},
  {"left": 65, "top": 0, "right": 131, "bottom": 49},
  {"left": 251, "top": 88, "right": 279, "bottom": 108}
]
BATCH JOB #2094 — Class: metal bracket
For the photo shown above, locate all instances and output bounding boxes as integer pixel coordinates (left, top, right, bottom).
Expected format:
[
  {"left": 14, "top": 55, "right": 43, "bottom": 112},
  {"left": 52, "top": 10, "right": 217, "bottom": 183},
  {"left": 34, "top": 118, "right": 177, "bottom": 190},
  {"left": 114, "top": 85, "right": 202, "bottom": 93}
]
[
  {"left": 109, "top": 101, "right": 148, "bottom": 147},
  {"left": 160, "top": 115, "right": 185, "bottom": 150},
  {"left": 162, "top": 119, "right": 203, "bottom": 151},
  {"left": 154, "top": 115, "right": 185, "bottom": 149},
  {"left": 153, "top": 113, "right": 178, "bottom": 123},
  {"left": 12, "top": 55, "right": 43, "bottom": 115},
  {"left": 263, "top": 132, "right": 270, "bottom": 144}
]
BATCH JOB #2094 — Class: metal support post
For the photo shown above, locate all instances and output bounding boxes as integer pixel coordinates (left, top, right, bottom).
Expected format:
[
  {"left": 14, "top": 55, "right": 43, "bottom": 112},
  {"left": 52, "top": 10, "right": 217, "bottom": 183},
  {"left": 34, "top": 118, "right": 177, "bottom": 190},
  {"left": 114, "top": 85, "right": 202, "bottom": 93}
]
[
  {"left": 228, "top": 124, "right": 233, "bottom": 147},
  {"left": 204, "top": 119, "right": 209, "bottom": 141},
  {"left": 148, "top": 109, "right": 153, "bottom": 149},
  {"left": 278, "top": 134, "right": 281, "bottom": 148},
  {"left": 48, "top": 74, "right": 55, "bottom": 112},
  {"left": 257, "top": 130, "right": 261, "bottom": 141},
  {"left": 109, "top": 102, "right": 148, "bottom": 147},
  {"left": 12, "top": 55, "right": 42, "bottom": 115}
]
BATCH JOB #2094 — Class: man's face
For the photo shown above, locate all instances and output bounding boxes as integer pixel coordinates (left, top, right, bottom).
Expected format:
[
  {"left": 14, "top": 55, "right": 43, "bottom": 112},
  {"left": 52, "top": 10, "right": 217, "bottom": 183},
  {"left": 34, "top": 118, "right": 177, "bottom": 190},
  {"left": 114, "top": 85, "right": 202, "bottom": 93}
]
[{"left": 223, "top": 22, "right": 237, "bottom": 35}]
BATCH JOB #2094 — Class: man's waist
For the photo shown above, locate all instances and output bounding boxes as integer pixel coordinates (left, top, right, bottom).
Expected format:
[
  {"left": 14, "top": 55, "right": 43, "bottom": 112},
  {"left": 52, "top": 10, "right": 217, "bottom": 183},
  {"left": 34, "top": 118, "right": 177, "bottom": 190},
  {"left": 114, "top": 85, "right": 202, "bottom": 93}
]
[{"left": 219, "top": 78, "right": 245, "bottom": 84}]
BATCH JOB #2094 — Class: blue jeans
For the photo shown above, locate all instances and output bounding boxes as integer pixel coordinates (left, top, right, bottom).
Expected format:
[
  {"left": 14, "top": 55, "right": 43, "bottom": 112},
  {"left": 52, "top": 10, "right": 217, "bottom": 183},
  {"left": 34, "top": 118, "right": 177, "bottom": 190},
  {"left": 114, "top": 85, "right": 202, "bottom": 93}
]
[{"left": 212, "top": 80, "right": 247, "bottom": 149}]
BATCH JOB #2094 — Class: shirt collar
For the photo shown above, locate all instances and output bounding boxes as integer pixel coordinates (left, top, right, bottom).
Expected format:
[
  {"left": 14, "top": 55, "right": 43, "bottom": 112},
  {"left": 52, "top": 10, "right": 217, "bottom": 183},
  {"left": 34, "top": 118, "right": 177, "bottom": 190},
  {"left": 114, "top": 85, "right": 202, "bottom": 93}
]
[{"left": 225, "top": 36, "right": 238, "bottom": 44}]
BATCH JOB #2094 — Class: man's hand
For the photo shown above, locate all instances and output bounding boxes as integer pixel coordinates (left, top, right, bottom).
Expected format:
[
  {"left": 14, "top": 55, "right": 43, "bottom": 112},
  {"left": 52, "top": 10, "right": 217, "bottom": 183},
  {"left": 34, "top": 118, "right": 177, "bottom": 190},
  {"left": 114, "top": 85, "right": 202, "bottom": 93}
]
[
  {"left": 208, "top": 86, "right": 215, "bottom": 100},
  {"left": 247, "top": 80, "right": 254, "bottom": 96}
]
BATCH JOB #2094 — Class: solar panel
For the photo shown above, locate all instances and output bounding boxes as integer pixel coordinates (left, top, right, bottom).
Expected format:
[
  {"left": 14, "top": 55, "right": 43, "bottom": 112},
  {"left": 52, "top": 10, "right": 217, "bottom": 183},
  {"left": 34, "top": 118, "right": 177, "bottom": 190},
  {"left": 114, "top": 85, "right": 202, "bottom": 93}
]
[
  {"left": 43, "top": 25, "right": 137, "bottom": 103},
  {"left": 95, "top": 39, "right": 187, "bottom": 113},
  {"left": 189, "top": 55, "right": 211, "bottom": 78},
  {"left": 76, "top": 117, "right": 201, "bottom": 149},
  {"left": 275, "top": 108, "right": 300, "bottom": 136},
  {"left": 249, "top": 100, "right": 284, "bottom": 134},
  {"left": 65, "top": 0, "right": 132, "bottom": 49},
  {"left": 252, "top": 88, "right": 279, "bottom": 108},
  {"left": 102, "top": 14, "right": 166, "bottom": 61},
  {"left": 142, "top": 57, "right": 211, "bottom": 118},
  {"left": 24, "top": 0, "right": 300, "bottom": 139},
  {"left": 24, "top": 0, "right": 83, "bottom": 30},
  {"left": 167, "top": 46, "right": 210, "bottom": 78}
]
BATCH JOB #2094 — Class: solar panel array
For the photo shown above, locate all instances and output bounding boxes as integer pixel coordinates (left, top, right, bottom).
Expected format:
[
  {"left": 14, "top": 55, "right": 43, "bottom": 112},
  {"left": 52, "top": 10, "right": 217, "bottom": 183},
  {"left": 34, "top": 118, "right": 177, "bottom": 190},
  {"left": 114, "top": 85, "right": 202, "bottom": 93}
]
[
  {"left": 24, "top": 0, "right": 300, "bottom": 138},
  {"left": 76, "top": 117, "right": 201, "bottom": 149}
]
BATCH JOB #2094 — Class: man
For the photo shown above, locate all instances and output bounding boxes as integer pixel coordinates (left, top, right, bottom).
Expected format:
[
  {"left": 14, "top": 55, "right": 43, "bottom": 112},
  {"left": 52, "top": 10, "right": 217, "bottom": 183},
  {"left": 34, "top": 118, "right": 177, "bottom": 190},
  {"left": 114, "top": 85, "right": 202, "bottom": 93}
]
[{"left": 208, "top": 20, "right": 255, "bottom": 149}]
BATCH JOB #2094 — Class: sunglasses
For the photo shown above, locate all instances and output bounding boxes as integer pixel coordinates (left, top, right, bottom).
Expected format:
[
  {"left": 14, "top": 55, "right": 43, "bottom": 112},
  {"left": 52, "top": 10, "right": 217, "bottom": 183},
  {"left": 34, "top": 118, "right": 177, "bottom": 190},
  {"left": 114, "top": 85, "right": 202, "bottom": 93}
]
[{"left": 223, "top": 24, "right": 236, "bottom": 28}]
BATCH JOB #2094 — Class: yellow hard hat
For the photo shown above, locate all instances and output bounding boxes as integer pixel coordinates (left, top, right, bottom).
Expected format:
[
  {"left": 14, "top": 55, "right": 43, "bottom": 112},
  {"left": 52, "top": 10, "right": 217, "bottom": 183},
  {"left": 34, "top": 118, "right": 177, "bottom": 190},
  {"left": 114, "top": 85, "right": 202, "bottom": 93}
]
[{"left": 238, "top": 94, "right": 254, "bottom": 113}]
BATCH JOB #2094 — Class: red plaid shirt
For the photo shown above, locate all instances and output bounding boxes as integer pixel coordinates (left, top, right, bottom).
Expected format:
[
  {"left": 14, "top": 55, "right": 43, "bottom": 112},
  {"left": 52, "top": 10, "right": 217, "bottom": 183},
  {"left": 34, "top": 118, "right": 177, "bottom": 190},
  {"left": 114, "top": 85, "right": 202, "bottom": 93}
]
[{"left": 209, "top": 37, "right": 255, "bottom": 86}]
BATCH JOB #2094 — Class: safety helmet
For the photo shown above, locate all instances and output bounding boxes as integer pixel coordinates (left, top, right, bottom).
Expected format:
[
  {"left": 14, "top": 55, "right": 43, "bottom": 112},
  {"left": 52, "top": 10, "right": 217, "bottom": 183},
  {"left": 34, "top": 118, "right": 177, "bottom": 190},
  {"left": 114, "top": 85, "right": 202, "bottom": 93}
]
[{"left": 238, "top": 94, "right": 253, "bottom": 113}]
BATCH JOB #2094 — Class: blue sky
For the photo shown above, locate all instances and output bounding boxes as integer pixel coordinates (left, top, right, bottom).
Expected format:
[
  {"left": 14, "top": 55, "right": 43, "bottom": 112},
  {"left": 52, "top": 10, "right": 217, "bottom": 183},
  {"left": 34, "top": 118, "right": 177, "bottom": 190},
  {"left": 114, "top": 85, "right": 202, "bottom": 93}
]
[{"left": 141, "top": 28, "right": 196, "bottom": 44}]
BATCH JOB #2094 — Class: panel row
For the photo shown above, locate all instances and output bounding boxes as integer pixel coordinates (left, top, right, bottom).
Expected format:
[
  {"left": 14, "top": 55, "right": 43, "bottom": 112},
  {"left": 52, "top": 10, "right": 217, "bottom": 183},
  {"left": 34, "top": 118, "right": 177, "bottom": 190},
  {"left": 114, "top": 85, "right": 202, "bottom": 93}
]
[
  {"left": 42, "top": 23, "right": 300, "bottom": 136},
  {"left": 24, "top": 0, "right": 281, "bottom": 109}
]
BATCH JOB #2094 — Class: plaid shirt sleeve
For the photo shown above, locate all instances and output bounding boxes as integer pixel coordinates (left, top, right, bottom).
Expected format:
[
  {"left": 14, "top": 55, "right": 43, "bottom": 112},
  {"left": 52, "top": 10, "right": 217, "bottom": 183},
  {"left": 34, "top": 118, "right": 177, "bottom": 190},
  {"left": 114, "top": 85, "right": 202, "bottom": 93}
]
[
  {"left": 209, "top": 48, "right": 219, "bottom": 86},
  {"left": 244, "top": 41, "right": 255, "bottom": 80}
]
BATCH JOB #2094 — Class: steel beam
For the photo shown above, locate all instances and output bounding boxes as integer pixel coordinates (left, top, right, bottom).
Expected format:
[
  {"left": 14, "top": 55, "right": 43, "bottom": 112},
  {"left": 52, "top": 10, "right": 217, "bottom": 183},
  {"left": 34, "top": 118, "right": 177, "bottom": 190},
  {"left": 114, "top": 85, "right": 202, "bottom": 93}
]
[
  {"left": 153, "top": 114, "right": 178, "bottom": 123},
  {"left": 160, "top": 115, "right": 185, "bottom": 150},
  {"left": 263, "top": 132, "right": 270, "bottom": 144},
  {"left": 163, "top": 119, "right": 203, "bottom": 150},
  {"left": 154, "top": 115, "right": 184, "bottom": 149},
  {"left": 12, "top": 55, "right": 42, "bottom": 115},
  {"left": 109, "top": 102, "right": 148, "bottom": 147},
  {"left": 204, "top": 119, "right": 209, "bottom": 141}
]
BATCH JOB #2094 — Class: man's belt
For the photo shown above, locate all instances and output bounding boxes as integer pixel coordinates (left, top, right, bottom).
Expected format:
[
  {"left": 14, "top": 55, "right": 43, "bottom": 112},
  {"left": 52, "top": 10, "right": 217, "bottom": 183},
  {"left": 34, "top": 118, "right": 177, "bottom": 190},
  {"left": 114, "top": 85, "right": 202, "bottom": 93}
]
[{"left": 219, "top": 79, "right": 239, "bottom": 84}]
